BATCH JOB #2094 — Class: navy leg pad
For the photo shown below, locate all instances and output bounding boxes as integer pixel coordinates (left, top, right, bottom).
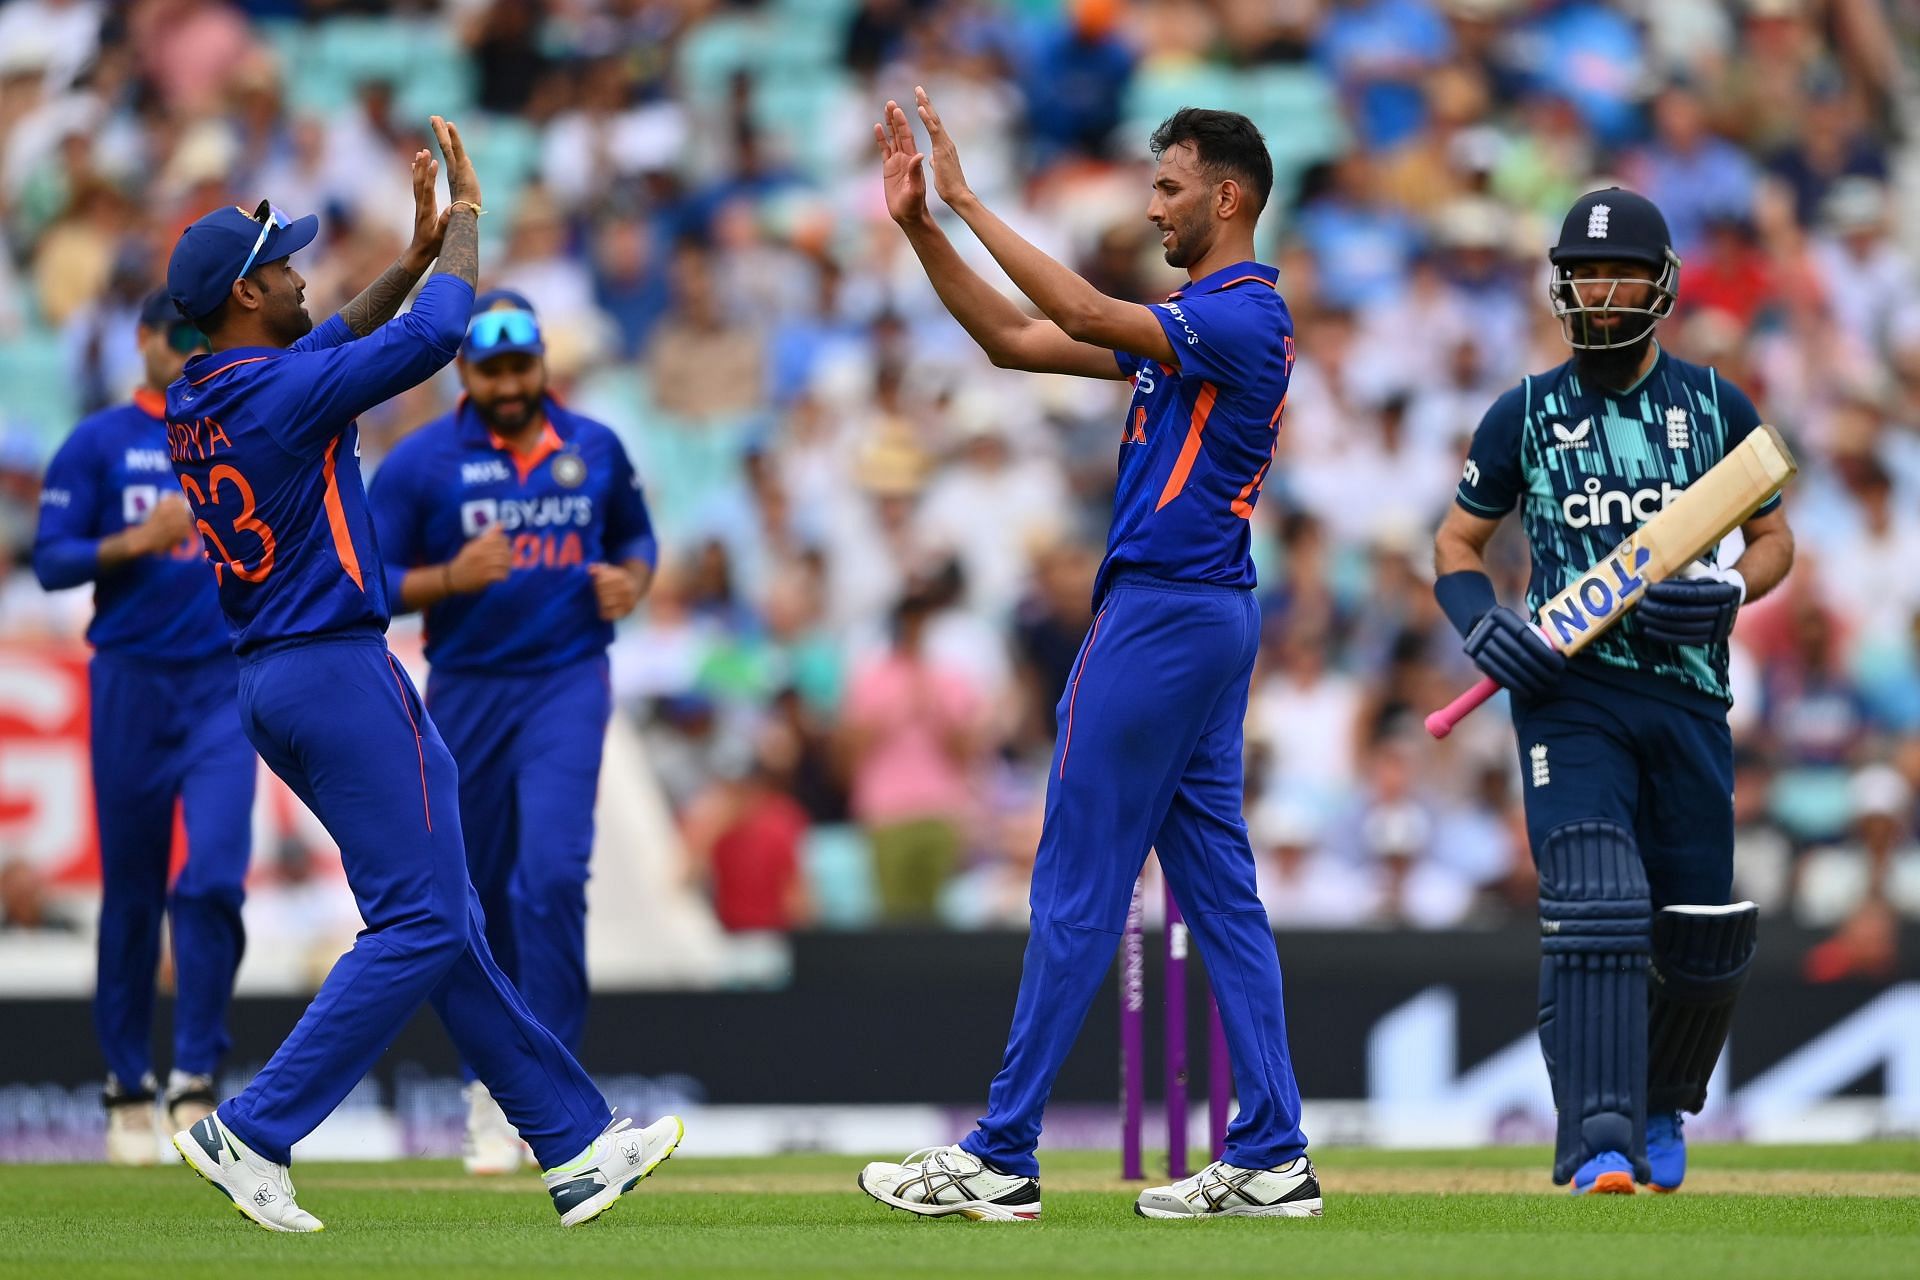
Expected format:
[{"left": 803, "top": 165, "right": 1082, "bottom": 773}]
[
  {"left": 1648, "top": 902, "right": 1758, "bottom": 1114},
  {"left": 1536, "top": 820, "right": 1651, "bottom": 1185}
]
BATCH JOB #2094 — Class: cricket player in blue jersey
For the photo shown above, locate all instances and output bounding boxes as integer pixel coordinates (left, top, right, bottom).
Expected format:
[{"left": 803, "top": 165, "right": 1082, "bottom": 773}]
[
  {"left": 158, "top": 118, "right": 680, "bottom": 1232},
  {"left": 858, "top": 92, "right": 1318, "bottom": 1222},
  {"left": 369, "top": 291, "right": 657, "bottom": 1175},
  {"left": 1433, "top": 189, "right": 1796, "bottom": 1194},
  {"left": 32, "top": 290, "right": 252, "bottom": 1163}
]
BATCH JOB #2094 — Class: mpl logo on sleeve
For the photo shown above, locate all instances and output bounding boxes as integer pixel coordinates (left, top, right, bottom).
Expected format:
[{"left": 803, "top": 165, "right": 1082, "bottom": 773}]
[{"left": 460, "top": 499, "right": 499, "bottom": 536}]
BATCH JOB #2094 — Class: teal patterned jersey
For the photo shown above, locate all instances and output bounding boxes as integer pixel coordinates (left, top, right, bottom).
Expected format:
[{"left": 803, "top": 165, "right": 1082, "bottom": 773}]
[{"left": 1454, "top": 346, "right": 1781, "bottom": 707}]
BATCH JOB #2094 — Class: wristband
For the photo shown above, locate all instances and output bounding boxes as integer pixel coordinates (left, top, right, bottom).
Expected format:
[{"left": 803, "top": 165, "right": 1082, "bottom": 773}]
[
  {"left": 1434, "top": 570, "right": 1499, "bottom": 640},
  {"left": 447, "top": 200, "right": 485, "bottom": 217}
]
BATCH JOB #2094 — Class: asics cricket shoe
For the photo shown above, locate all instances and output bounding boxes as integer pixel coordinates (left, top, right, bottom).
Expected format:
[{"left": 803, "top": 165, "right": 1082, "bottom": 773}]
[
  {"left": 1135, "top": 1155, "right": 1323, "bottom": 1219},
  {"left": 1646, "top": 1111, "right": 1686, "bottom": 1192},
  {"left": 103, "top": 1074, "right": 160, "bottom": 1166},
  {"left": 542, "top": 1115, "right": 685, "bottom": 1227},
  {"left": 858, "top": 1145, "right": 1042, "bottom": 1221},
  {"left": 165, "top": 1071, "right": 218, "bottom": 1132},
  {"left": 172, "top": 1112, "right": 323, "bottom": 1232},
  {"left": 1570, "top": 1150, "right": 1636, "bottom": 1195},
  {"left": 463, "top": 1081, "right": 530, "bottom": 1175}
]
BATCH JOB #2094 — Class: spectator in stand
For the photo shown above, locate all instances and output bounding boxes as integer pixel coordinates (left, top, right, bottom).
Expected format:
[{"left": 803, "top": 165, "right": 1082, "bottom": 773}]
[
  {"left": 842, "top": 588, "right": 985, "bottom": 922},
  {"left": 683, "top": 726, "right": 813, "bottom": 935}
]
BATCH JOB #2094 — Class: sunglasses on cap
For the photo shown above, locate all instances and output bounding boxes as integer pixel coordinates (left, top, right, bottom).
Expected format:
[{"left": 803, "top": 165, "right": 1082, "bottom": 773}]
[
  {"left": 464, "top": 308, "right": 541, "bottom": 354},
  {"left": 236, "top": 199, "right": 294, "bottom": 283},
  {"left": 166, "top": 319, "right": 209, "bottom": 354}
]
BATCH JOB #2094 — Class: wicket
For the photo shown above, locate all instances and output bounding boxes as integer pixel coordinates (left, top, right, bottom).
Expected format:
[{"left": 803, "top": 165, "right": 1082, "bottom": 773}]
[{"left": 1120, "top": 874, "right": 1231, "bottom": 1180}]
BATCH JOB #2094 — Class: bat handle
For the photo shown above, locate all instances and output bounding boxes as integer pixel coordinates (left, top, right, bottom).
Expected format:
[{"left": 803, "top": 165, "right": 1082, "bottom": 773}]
[{"left": 1424, "top": 676, "right": 1499, "bottom": 739}]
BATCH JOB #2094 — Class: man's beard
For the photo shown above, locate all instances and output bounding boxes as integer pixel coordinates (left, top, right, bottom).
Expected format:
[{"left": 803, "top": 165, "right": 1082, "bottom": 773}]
[
  {"left": 1162, "top": 214, "right": 1209, "bottom": 268},
  {"left": 474, "top": 395, "right": 539, "bottom": 432},
  {"left": 1572, "top": 330, "right": 1656, "bottom": 392}
]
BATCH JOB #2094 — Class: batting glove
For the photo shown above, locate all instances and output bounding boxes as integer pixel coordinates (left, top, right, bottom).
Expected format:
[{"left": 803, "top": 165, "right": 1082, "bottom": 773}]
[
  {"left": 1463, "top": 606, "right": 1566, "bottom": 700},
  {"left": 1638, "top": 562, "right": 1746, "bottom": 646}
]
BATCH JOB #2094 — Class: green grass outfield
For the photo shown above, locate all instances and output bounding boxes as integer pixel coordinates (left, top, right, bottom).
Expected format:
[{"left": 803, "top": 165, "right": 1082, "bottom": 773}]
[{"left": 3, "top": 1144, "right": 1916, "bottom": 1280}]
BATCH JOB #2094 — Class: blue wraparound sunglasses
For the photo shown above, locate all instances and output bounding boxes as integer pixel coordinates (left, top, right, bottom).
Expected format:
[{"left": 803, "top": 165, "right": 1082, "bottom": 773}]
[
  {"left": 465, "top": 308, "right": 541, "bottom": 353},
  {"left": 236, "top": 199, "right": 293, "bottom": 282}
]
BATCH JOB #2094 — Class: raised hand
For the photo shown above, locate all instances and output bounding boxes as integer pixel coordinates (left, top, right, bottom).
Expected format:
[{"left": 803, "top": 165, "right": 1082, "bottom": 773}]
[
  {"left": 914, "top": 85, "right": 972, "bottom": 208},
  {"left": 447, "top": 524, "right": 512, "bottom": 593},
  {"left": 430, "top": 115, "right": 482, "bottom": 210},
  {"left": 875, "top": 99, "right": 928, "bottom": 226},
  {"left": 401, "top": 147, "right": 449, "bottom": 273}
]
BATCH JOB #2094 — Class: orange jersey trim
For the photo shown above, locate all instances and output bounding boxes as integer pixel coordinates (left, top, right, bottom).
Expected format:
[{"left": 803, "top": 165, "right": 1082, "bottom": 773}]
[
  {"left": 1154, "top": 382, "right": 1217, "bottom": 512},
  {"left": 384, "top": 653, "right": 433, "bottom": 833},
  {"left": 189, "top": 356, "right": 271, "bottom": 386},
  {"left": 1058, "top": 604, "right": 1111, "bottom": 780},
  {"left": 321, "top": 437, "right": 364, "bottom": 591},
  {"left": 490, "top": 422, "right": 564, "bottom": 484},
  {"left": 132, "top": 388, "right": 167, "bottom": 418}
]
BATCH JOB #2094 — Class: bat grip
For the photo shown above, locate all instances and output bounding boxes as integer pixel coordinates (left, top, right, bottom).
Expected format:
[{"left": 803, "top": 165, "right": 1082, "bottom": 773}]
[
  {"left": 1425, "top": 624, "right": 1560, "bottom": 739},
  {"left": 1424, "top": 676, "right": 1498, "bottom": 739}
]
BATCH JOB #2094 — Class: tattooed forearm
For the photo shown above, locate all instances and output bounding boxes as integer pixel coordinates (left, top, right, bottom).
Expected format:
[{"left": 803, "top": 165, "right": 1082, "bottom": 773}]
[
  {"left": 436, "top": 207, "right": 479, "bottom": 289},
  {"left": 339, "top": 260, "right": 428, "bottom": 337}
]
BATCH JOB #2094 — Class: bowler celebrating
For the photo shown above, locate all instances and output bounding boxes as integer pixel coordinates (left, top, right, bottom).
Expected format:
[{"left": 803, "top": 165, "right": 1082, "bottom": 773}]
[
  {"left": 159, "top": 118, "right": 680, "bottom": 1232},
  {"left": 1432, "top": 188, "right": 1795, "bottom": 1194},
  {"left": 370, "top": 291, "right": 657, "bottom": 1174},
  {"left": 33, "top": 290, "right": 252, "bottom": 1160},
  {"left": 858, "top": 93, "right": 1318, "bottom": 1221}
]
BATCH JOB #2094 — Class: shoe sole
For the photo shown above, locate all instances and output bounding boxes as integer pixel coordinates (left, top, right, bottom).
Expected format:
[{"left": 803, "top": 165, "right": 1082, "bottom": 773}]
[
  {"left": 1650, "top": 1183, "right": 1680, "bottom": 1194},
  {"left": 856, "top": 1173, "right": 1041, "bottom": 1222},
  {"left": 170, "top": 1133, "right": 323, "bottom": 1233},
  {"left": 1574, "top": 1171, "right": 1636, "bottom": 1196},
  {"left": 560, "top": 1118, "right": 685, "bottom": 1228},
  {"left": 1134, "top": 1198, "right": 1323, "bottom": 1219}
]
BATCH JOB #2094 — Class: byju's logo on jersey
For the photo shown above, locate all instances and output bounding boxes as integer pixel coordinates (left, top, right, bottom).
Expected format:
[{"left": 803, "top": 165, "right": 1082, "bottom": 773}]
[
  {"left": 461, "top": 498, "right": 499, "bottom": 535},
  {"left": 122, "top": 485, "right": 160, "bottom": 525},
  {"left": 1550, "top": 418, "right": 1592, "bottom": 452},
  {"left": 1561, "top": 478, "right": 1683, "bottom": 529},
  {"left": 1586, "top": 204, "right": 1611, "bottom": 238},
  {"left": 463, "top": 460, "right": 511, "bottom": 485}
]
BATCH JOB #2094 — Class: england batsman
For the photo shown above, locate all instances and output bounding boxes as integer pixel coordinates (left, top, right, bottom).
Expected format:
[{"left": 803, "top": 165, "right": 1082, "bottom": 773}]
[
  {"left": 858, "top": 93, "right": 1318, "bottom": 1221},
  {"left": 1432, "top": 188, "right": 1795, "bottom": 1194},
  {"left": 369, "top": 291, "right": 657, "bottom": 1174},
  {"left": 33, "top": 290, "right": 251, "bottom": 1160},
  {"left": 158, "top": 118, "right": 680, "bottom": 1232}
]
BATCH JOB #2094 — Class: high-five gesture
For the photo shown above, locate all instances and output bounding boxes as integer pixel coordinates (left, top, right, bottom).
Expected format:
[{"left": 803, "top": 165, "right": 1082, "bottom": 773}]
[
  {"left": 431, "top": 115, "right": 482, "bottom": 211},
  {"left": 875, "top": 99, "right": 928, "bottom": 226},
  {"left": 400, "top": 148, "right": 449, "bottom": 275},
  {"left": 913, "top": 86, "right": 973, "bottom": 210}
]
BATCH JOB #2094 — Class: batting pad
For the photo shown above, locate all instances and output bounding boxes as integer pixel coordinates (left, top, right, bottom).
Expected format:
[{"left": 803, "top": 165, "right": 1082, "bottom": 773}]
[
  {"left": 1536, "top": 820, "right": 1652, "bottom": 1185},
  {"left": 1648, "top": 902, "right": 1759, "bottom": 1115}
]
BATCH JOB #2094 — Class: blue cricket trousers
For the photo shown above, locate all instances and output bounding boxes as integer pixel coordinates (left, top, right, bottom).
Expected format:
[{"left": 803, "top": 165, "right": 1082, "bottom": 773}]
[
  {"left": 218, "top": 635, "right": 608, "bottom": 1167},
  {"left": 427, "top": 656, "right": 612, "bottom": 1067},
  {"left": 960, "top": 574, "right": 1309, "bottom": 1177},
  {"left": 90, "top": 650, "right": 253, "bottom": 1087}
]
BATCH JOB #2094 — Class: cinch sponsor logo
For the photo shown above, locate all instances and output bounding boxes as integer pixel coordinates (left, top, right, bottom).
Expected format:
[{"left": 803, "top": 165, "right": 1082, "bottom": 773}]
[
  {"left": 1542, "top": 544, "right": 1653, "bottom": 648},
  {"left": 461, "top": 495, "right": 594, "bottom": 536},
  {"left": 124, "top": 448, "right": 171, "bottom": 472},
  {"left": 1560, "top": 478, "right": 1683, "bottom": 529},
  {"left": 463, "top": 459, "right": 511, "bottom": 485}
]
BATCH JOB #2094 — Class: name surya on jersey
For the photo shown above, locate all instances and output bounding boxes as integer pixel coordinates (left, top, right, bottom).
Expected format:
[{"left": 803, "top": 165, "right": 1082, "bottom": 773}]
[{"left": 167, "top": 416, "right": 236, "bottom": 463}]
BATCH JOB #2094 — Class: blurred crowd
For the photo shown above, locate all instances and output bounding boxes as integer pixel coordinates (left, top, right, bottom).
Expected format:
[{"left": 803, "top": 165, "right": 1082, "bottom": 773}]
[{"left": 2, "top": 0, "right": 1919, "bottom": 970}]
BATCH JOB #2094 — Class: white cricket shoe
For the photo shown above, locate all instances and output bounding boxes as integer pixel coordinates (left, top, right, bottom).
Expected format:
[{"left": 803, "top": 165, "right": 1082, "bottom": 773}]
[
  {"left": 542, "top": 1115, "right": 685, "bottom": 1227},
  {"left": 103, "top": 1075, "right": 159, "bottom": 1166},
  {"left": 463, "top": 1081, "right": 529, "bottom": 1175},
  {"left": 1135, "top": 1155, "right": 1324, "bottom": 1219},
  {"left": 165, "top": 1071, "right": 218, "bottom": 1132},
  {"left": 172, "top": 1112, "right": 324, "bottom": 1233},
  {"left": 858, "top": 1145, "right": 1043, "bottom": 1221}
]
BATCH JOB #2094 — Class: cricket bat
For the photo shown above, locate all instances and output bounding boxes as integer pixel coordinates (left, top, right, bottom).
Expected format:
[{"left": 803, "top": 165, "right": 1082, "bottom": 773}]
[{"left": 1425, "top": 423, "right": 1798, "bottom": 739}]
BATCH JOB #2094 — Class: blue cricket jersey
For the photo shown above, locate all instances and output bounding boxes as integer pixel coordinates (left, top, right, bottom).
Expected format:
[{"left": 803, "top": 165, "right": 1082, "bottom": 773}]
[
  {"left": 32, "top": 389, "right": 230, "bottom": 659},
  {"left": 163, "top": 278, "right": 474, "bottom": 655},
  {"left": 368, "top": 396, "right": 658, "bottom": 675},
  {"left": 1456, "top": 345, "right": 1783, "bottom": 709},
  {"left": 1098, "top": 260, "right": 1296, "bottom": 602}
]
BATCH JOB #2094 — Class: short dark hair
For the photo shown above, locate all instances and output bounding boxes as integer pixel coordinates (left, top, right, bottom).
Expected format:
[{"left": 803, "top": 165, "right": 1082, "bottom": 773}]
[{"left": 1149, "top": 108, "right": 1274, "bottom": 214}]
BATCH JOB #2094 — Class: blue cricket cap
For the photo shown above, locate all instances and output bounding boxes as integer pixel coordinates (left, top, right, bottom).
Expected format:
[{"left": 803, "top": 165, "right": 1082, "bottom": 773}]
[
  {"left": 462, "top": 289, "right": 545, "bottom": 361},
  {"left": 167, "top": 200, "right": 320, "bottom": 323}
]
